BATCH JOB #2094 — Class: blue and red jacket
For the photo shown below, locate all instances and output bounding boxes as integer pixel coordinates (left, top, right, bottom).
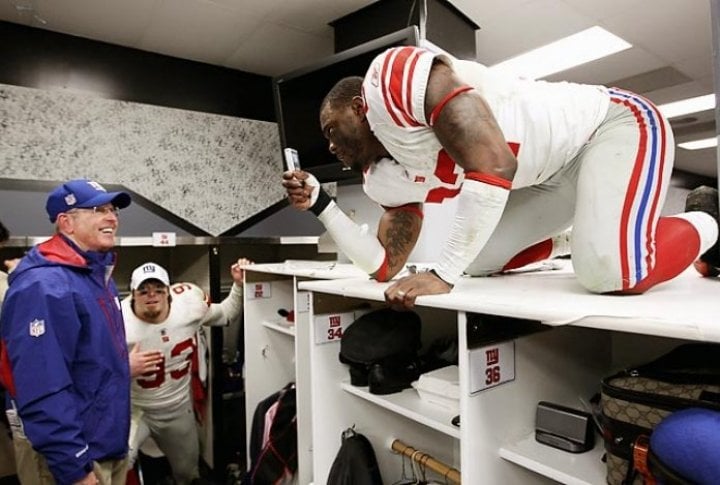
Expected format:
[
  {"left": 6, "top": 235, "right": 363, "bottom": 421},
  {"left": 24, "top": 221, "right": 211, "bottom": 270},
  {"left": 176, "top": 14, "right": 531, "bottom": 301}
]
[{"left": 0, "top": 234, "right": 130, "bottom": 484}]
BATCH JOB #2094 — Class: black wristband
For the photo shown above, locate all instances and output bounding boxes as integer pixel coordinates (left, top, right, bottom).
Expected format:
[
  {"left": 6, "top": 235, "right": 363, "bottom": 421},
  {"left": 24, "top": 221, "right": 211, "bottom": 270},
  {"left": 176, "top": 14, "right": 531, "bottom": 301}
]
[
  {"left": 310, "top": 187, "right": 332, "bottom": 216},
  {"left": 429, "top": 269, "right": 454, "bottom": 288}
]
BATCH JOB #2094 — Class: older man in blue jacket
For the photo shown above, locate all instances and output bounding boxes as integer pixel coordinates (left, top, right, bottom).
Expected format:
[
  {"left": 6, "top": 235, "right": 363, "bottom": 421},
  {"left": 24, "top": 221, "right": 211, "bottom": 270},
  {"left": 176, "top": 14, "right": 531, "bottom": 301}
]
[{"left": 0, "top": 179, "right": 132, "bottom": 485}]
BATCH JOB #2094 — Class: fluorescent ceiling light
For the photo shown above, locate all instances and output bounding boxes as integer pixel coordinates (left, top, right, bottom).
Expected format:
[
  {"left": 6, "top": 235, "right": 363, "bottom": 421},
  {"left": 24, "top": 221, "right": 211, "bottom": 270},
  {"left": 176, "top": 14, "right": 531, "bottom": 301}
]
[
  {"left": 657, "top": 94, "right": 715, "bottom": 119},
  {"left": 678, "top": 137, "right": 717, "bottom": 150},
  {"left": 490, "top": 26, "right": 632, "bottom": 80}
]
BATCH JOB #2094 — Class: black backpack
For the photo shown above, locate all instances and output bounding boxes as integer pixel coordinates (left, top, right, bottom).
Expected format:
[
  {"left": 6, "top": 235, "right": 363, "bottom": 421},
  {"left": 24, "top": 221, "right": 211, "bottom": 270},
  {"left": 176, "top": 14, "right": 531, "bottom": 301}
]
[{"left": 327, "top": 428, "right": 384, "bottom": 485}]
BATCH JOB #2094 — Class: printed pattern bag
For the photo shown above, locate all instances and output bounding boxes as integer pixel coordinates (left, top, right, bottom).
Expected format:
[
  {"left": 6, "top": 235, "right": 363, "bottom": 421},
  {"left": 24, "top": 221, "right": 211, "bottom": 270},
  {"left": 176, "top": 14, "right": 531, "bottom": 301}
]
[{"left": 601, "top": 343, "right": 720, "bottom": 485}]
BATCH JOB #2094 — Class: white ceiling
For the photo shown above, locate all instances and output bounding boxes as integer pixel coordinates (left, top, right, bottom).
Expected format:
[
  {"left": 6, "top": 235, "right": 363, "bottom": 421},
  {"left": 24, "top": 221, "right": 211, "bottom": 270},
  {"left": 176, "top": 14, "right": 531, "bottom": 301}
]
[{"left": 1, "top": 0, "right": 717, "bottom": 177}]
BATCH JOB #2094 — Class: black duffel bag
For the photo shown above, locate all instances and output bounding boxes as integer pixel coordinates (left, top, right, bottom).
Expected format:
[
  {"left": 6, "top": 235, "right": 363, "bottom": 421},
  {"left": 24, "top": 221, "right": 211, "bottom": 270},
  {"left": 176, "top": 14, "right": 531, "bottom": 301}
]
[{"left": 340, "top": 308, "right": 422, "bottom": 395}]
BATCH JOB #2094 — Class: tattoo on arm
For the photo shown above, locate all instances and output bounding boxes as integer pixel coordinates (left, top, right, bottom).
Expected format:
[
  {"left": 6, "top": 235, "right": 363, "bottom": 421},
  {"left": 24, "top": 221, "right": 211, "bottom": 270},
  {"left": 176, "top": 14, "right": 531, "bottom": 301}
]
[{"left": 382, "top": 210, "right": 417, "bottom": 269}]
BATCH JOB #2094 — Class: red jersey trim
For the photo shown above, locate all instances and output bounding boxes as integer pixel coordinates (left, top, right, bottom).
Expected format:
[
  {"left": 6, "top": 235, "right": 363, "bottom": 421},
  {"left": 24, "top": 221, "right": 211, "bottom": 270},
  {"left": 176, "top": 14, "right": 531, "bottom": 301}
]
[
  {"left": 374, "top": 254, "right": 390, "bottom": 282},
  {"left": 464, "top": 171, "right": 512, "bottom": 190},
  {"left": 429, "top": 85, "right": 474, "bottom": 126},
  {"left": 384, "top": 204, "right": 424, "bottom": 220}
]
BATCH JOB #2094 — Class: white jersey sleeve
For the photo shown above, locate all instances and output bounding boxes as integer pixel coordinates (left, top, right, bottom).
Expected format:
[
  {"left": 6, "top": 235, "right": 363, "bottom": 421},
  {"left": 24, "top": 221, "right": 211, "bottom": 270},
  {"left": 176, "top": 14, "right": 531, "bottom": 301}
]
[
  {"left": 200, "top": 283, "right": 243, "bottom": 327},
  {"left": 123, "top": 282, "right": 211, "bottom": 413}
]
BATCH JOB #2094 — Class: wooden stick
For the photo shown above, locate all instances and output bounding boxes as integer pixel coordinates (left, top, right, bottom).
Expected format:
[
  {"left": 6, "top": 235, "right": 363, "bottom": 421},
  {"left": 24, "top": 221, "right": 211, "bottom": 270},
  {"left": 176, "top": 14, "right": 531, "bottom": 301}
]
[{"left": 390, "top": 438, "right": 461, "bottom": 484}]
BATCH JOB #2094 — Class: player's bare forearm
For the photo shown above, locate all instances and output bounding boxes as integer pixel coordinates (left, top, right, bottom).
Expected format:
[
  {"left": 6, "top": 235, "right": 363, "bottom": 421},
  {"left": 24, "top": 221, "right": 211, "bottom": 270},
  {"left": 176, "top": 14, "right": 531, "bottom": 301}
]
[
  {"left": 425, "top": 61, "right": 516, "bottom": 181},
  {"left": 374, "top": 206, "right": 422, "bottom": 279}
]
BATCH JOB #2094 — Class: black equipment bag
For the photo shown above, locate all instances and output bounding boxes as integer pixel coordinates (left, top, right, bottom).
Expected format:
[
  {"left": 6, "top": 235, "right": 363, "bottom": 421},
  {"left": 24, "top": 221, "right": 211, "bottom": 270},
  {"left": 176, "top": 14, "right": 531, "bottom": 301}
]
[
  {"left": 327, "top": 427, "right": 384, "bottom": 485},
  {"left": 339, "top": 308, "right": 422, "bottom": 395},
  {"left": 600, "top": 343, "right": 720, "bottom": 485}
]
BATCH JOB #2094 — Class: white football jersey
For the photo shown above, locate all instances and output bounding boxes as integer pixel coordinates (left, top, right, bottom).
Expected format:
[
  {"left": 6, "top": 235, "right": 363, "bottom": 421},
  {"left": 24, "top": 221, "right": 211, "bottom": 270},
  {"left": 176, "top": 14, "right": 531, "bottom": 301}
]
[
  {"left": 123, "top": 282, "right": 212, "bottom": 412},
  {"left": 361, "top": 46, "right": 610, "bottom": 207}
]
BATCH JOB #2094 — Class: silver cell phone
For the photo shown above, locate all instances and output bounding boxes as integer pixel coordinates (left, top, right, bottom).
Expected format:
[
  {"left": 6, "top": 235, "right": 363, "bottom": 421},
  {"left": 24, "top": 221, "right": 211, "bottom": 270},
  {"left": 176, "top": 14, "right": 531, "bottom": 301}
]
[{"left": 283, "top": 147, "right": 301, "bottom": 172}]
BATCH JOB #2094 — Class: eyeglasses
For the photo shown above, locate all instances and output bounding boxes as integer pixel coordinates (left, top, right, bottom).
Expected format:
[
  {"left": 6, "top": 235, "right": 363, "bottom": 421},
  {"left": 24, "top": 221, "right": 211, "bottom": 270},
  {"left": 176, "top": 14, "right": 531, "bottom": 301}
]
[{"left": 66, "top": 206, "right": 120, "bottom": 217}]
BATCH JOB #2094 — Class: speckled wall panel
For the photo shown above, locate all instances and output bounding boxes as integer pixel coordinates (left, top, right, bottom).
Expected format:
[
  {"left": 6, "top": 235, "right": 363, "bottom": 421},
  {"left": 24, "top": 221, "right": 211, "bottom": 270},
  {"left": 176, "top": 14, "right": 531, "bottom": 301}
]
[{"left": 0, "top": 83, "right": 284, "bottom": 235}]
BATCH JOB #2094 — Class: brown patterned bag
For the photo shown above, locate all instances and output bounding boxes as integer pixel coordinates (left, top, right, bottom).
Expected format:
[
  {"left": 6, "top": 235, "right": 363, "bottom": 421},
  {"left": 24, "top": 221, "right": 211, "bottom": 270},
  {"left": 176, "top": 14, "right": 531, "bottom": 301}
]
[{"left": 600, "top": 343, "right": 720, "bottom": 485}]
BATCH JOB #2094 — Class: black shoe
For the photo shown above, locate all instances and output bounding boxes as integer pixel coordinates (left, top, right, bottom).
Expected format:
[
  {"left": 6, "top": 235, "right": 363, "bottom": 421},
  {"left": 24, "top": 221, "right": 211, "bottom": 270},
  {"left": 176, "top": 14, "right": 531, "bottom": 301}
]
[{"left": 685, "top": 185, "right": 720, "bottom": 276}]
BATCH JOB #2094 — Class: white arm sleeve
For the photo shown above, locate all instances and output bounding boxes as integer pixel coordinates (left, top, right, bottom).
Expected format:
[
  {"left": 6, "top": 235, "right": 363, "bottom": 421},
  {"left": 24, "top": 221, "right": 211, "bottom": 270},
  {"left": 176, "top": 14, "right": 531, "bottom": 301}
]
[
  {"left": 201, "top": 283, "right": 243, "bottom": 327},
  {"left": 435, "top": 179, "right": 509, "bottom": 285},
  {"left": 317, "top": 200, "right": 386, "bottom": 275}
]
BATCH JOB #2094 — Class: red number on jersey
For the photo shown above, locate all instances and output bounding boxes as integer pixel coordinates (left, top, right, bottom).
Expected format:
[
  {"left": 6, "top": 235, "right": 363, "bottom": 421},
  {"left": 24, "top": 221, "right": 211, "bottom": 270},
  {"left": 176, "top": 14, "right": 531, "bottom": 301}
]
[
  {"left": 426, "top": 150, "right": 461, "bottom": 203},
  {"left": 135, "top": 337, "right": 195, "bottom": 389},
  {"left": 425, "top": 142, "right": 520, "bottom": 203},
  {"left": 169, "top": 338, "right": 194, "bottom": 380},
  {"left": 172, "top": 283, "right": 192, "bottom": 295}
]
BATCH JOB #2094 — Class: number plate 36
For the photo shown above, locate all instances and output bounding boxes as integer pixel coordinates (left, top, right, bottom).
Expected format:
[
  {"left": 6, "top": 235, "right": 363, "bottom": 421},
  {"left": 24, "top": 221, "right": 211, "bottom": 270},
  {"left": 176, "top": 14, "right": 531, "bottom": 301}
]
[{"left": 469, "top": 341, "right": 515, "bottom": 394}]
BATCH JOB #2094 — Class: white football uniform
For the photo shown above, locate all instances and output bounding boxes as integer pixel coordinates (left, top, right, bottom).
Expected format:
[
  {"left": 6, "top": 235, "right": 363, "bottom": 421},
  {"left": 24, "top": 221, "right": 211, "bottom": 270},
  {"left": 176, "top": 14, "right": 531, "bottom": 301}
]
[
  {"left": 361, "top": 46, "right": 609, "bottom": 207},
  {"left": 360, "top": 46, "right": 686, "bottom": 292},
  {"left": 123, "top": 282, "right": 243, "bottom": 484}
]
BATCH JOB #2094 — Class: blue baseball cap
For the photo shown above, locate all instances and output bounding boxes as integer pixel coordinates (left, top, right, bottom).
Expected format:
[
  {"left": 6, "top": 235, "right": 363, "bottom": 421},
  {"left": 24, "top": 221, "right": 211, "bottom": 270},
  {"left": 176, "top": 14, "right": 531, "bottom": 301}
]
[{"left": 46, "top": 178, "right": 132, "bottom": 223}]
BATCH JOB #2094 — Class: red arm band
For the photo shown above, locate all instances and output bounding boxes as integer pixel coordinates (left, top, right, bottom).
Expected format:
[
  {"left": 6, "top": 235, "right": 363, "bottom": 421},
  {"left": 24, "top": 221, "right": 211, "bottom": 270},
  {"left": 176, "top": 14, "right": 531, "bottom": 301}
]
[
  {"left": 383, "top": 204, "right": 424, "bottom": 220},
  {"left": 374, "top": 254, "right": 390, "bottom": 282},
  {"left": 464, "top": 171, "right": 512, "bottom": 190},
  {"left": 428, "top": 85, "right": 474, "bottom": 126}
]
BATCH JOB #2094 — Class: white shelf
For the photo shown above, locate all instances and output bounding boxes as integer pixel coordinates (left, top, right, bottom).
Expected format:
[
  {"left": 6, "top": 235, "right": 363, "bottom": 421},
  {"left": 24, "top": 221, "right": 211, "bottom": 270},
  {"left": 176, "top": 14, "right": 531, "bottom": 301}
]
[
  {"left": 298, "top": 263, "right": 720, "bottom": 343},
  {"left": 261, "top": 320, "right": 296, "bottom": 337},
  {"left": 499, "top": 432, "right": 606, "bottom": 485},
  {"left": 340, "top": 381, "right": 460, "bottom": 439},
  {"left": 245, "top": 261, "right": 367, "bottom": 280}
]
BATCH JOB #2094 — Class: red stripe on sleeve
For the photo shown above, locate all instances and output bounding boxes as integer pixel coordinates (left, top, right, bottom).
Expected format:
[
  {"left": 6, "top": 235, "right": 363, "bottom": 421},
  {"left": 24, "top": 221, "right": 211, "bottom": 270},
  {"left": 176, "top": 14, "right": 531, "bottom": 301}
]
[
  {"left": 464, "top": 171, "right": 512, "bottom": 190},
  {"left": 380, "top": 51, "right": 404, "bottom": 126},
  {"left": 382, "top": 47, "right": 423, "bottom": 127},
  {"left": 429, "top": 85, "right": 473, "bottom": 126}
]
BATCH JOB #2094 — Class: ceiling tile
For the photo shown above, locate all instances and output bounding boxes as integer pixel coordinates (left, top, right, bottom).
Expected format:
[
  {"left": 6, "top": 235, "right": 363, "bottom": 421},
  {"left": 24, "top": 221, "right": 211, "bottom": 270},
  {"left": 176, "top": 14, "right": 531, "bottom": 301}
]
[
  {"left": 33, "top": 0, "right": 159, "bottom": 47},
  {"left": 224, "top": 20, "right": 333, "bottom": 76},
  {"left": 474, "top": 0, "right": 593, "bottom": 65},
  {"left": 265, "top": 0, "right": 376, "bottom": 35},
  {"left": 558, "top": 0, "right": 645, "bottom": 21},
  {"left": 673, "top": 53, "right": 714, "bottom": 83},
  {"left": 601, "top": 0, "right": 711, "bottom": 65},
  {"left": 543, "top": 46, "right": 664, "bottom": 85},
  {"left": 0, "top": 1, "right": 31, "bottom": 24},
  {"left": 645, "top": 80, "right": 715, "bottom": 105},
  {"left": 606, "top": 66, "right": 692, "bottom": 96},
  {"left": 140, "top": 0, "right": 265, "bottom": 66},
  {"left": 202, "top": 0, "right": 285, "bottom": 16},
  {"left": 454, "top": 0, "right": 535, "bottom": 24}
]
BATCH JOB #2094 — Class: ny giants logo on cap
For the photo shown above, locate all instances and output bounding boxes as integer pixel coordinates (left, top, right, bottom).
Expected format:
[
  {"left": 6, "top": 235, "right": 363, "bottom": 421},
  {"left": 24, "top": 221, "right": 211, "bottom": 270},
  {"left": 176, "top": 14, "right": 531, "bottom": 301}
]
[
  {"left": 142, "top": 264, "right": 159, "bottom": 274},
  {"left": 87, "top": 181, "right": 107, "bottom": 192}
]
